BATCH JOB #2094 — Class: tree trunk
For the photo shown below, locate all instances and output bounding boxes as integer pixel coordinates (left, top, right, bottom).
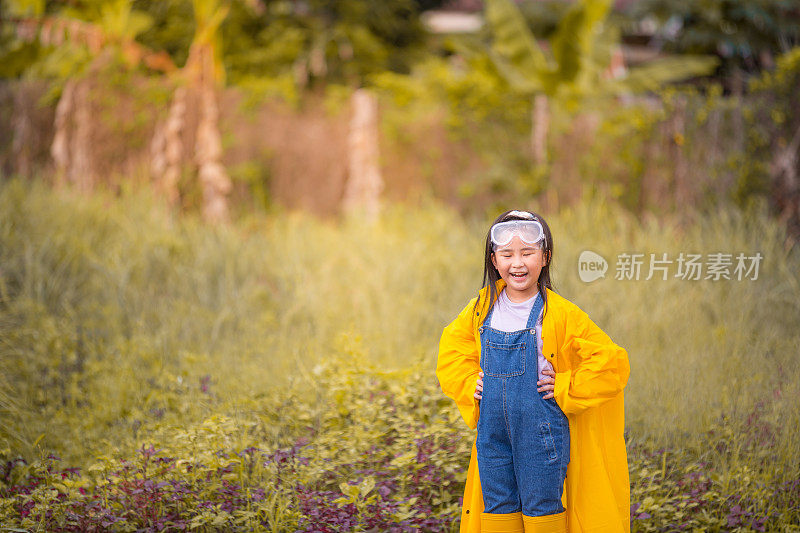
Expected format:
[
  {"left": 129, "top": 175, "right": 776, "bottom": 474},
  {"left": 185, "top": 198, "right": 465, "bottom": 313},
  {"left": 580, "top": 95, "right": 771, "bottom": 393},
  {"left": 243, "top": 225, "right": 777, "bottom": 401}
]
[
  {"left": 771, "top": 122, "right": 800, "bottom": 233},
  {"left": 151, "top": 86, "right": 186, "bottom": 207},
  {"left": 672, "top": 96, "right": 689, "bottom": 210},
  {"left": 343, "top": 88, "right": 383, "bottom": 221},
  {"left": 195, "top": 82, "right": 230, "bottom": 223},
  {"left": 50, "top": 79, "right": 76, "bottom": 187},
  {"left": 70, "top": 80, "right": 93, "bottom": 193},
  {"left": 531, "top": 93, "right": 549, "bottom": 167}
]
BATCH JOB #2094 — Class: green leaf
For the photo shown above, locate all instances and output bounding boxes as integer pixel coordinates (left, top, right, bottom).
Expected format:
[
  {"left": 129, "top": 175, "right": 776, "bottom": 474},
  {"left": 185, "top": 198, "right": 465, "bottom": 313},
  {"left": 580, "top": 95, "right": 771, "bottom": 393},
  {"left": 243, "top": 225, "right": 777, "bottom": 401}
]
[
  {"left": 359, "top": 475, "right": 375, "bottom": 497},
  {"left": 99, "top": 0, "right": 154, "bottom": 41},
  {"left": 484, "top": 0, "right": 550, "bottom": 90},
  {"left": 339, "top": 482, "right": 360, "bottom": 500},
  {"left": 486, "top": 48, "right": 541, "bottom": 93},
  {"left": 609, "top": 55, "right": 720, "bottom": 93},
  {"left": 550, "top": 0, "right": 612, "bottom": 87}
]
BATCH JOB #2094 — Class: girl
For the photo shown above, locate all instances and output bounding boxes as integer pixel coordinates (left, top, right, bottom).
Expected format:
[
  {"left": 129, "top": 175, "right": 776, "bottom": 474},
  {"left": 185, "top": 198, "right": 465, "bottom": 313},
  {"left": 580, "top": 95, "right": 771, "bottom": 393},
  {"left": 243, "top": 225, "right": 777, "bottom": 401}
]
[{"left": 437, "top": 210, "right": 630, "bottom": 533}]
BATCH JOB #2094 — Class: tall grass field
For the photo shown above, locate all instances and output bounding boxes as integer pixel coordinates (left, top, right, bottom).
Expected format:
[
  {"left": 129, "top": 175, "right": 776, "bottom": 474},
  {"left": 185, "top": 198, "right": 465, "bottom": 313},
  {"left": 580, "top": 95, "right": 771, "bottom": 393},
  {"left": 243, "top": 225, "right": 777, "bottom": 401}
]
[{"left": 1, "top": 181, "right": 798, "bottom": 531}]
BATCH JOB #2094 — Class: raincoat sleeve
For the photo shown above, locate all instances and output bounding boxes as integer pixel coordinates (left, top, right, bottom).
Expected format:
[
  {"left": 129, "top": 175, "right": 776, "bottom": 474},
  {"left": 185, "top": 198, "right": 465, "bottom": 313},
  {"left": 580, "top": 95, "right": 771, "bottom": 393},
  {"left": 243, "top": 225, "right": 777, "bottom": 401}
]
[
  {"left": 553, "top": 307, "right": 630, "bottom": 416},
  {"left": 437, "top": 298, "right": 482, "bottom": 430}
]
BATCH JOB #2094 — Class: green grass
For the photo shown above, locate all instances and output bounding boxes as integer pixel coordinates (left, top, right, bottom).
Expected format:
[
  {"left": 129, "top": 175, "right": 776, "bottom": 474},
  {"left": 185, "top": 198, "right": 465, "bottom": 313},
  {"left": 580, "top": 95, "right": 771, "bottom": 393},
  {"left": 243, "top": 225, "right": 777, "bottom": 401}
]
[{"left": 1, "top": 180, "right": 798, "bottom": 530}]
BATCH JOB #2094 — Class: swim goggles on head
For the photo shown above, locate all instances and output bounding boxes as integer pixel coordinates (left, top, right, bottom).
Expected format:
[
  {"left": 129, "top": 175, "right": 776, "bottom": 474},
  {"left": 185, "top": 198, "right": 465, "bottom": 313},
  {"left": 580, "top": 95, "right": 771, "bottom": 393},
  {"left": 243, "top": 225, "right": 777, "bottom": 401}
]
[{"left": 490, "top": 214, "right": 546, "bottom": 249}]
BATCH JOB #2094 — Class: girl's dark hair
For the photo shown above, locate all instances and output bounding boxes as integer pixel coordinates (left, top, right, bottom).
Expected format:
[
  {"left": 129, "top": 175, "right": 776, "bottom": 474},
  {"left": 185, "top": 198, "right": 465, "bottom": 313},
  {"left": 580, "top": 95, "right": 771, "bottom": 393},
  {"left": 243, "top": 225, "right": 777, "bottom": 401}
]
[{"left": 473, "top": 209, "right": 555, "bottom": 323}]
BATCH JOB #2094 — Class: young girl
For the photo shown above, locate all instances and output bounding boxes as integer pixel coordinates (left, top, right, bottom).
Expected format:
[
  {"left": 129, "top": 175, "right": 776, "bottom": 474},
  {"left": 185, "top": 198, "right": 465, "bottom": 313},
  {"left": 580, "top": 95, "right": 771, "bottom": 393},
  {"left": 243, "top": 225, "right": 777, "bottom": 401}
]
[{"left": 437, "top": 210, "right": 630, "bottom": 533}]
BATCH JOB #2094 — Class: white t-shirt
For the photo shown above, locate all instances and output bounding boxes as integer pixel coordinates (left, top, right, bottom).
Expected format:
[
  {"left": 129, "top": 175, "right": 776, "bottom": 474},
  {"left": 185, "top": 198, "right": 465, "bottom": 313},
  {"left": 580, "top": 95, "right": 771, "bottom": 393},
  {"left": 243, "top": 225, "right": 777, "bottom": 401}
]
[{"left": 489, "top": 289, "right": 554, "bottom": 380}]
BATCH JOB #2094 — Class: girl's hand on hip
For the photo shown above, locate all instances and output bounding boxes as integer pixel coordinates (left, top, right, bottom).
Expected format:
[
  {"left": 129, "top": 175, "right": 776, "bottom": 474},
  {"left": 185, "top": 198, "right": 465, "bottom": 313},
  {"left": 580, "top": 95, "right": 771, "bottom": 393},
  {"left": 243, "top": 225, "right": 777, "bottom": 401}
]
[
  {"left": 537, "top": 369, "right": 556, "bottom": 399},
  {"left": 474, "top": 372, "right": 484, "bottom": 400}
]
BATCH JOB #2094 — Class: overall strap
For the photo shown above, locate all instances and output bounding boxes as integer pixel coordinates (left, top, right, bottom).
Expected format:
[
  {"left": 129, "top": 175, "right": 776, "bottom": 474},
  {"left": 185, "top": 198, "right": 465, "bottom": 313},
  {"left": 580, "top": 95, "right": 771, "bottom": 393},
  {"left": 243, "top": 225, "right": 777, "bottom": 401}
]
[
  {"left": 525, "top": 291, "right": 544, "bottom": 330},
  {"left": 482, "top": 297, "right": 496, "bottom": 327}
]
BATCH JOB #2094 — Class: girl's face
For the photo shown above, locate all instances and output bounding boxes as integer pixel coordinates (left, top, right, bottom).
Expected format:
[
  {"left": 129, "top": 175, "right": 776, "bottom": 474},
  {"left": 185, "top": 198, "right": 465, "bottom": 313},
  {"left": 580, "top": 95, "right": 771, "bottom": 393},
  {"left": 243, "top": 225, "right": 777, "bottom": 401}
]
[{"left": 491, "top": 236, "right": 547, "bottom": 302}]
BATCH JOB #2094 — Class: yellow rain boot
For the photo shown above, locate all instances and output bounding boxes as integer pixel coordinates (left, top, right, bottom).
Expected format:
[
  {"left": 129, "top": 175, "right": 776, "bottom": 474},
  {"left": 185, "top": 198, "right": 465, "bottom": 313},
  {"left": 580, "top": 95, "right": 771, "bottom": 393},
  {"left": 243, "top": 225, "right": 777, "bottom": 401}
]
[
  {"left": 480, "top": 511, "right": 525, "bottom": 533},
  {"left": 522, "top": 511, "right": 567, "bottom": 533}
]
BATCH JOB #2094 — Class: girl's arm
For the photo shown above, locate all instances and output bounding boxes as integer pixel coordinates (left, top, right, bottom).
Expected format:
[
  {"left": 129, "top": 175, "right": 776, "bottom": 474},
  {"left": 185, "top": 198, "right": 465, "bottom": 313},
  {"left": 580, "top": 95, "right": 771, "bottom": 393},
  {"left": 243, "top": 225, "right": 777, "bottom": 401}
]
[
  {"left": 437, "top": 299, "right": 482, "bottom": 429},
  {"left": 553, "top": 307, "right": 630, "bottom": 416}
]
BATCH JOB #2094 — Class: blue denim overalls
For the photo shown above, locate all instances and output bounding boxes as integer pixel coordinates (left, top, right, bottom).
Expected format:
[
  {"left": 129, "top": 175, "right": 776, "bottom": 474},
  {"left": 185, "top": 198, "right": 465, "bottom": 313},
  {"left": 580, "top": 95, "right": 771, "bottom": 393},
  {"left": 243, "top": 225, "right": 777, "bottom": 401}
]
[{"left": 476, "top": 292, "right": 570, "bottom": 516}]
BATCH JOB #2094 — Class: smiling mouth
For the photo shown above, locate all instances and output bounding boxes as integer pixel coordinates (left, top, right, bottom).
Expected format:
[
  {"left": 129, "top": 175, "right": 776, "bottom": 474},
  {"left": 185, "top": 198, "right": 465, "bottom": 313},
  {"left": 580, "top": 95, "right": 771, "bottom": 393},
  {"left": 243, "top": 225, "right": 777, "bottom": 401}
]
[{"left": 510, "top": 272, "right": 527, "bottom": 278}]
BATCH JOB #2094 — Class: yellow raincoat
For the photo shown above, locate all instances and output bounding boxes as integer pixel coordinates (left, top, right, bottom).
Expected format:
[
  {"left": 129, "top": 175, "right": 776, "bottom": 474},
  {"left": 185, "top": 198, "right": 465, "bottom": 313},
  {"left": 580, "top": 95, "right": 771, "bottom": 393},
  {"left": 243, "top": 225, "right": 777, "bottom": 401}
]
[{"left": 437, "top": 282, "right": 630, "bottom": 533}]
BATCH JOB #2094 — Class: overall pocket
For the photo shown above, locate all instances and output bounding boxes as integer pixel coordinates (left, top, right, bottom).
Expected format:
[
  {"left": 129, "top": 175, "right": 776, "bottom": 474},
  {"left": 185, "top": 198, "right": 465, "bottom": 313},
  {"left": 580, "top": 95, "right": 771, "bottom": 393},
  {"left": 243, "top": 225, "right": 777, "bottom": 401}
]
[
  {"left": 483, "top": 341, "right": 526, "bottom": 377},
  {"left": 539, "top": 421, "right": 559, "bottom": 463}
]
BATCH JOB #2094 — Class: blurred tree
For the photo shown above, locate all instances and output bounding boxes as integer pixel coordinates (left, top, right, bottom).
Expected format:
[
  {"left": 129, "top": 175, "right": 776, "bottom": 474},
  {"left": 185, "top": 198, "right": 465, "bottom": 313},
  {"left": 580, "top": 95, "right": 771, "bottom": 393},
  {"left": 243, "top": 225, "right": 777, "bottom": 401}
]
[
  {"left": 0, "top": 0, "right": 170, "bottom": 79},
  {"left": 1, "top": 0, "right": 173, "bottom": 185},
  {"left": 484, "top": 0, "right": 717, "bottom": 176},
  {"left": 629, "top": 0, "right": 800, "bottom": 88},
  {"left": 145, "top": 0, "right": 240, "bottom": 223},
  {"left": 739, "top": 48, "right": 800, "bottom": 234},
  {"left": 231, "top": 0, "right": 428, "bottom": 88},
  {"left": 131, "top": 1, "right": 195, "bottom": 68},
  {"left": 185, "top": 0, "right": 232, "bottom": 223},
  {"left": 485, "top": 0, "right": 621, "bottom": 168},
  {"left": 1, "top": 0, "right": 233, "bottom": 223},
  {"left": 517, "top": 0, "right": 571, "bottom": 39},
  {"left": 132, "top": 0, "right": 430, "bottom": 88},
  {"left": 3, "top": 0, "right": 433, "bottom": 88}
]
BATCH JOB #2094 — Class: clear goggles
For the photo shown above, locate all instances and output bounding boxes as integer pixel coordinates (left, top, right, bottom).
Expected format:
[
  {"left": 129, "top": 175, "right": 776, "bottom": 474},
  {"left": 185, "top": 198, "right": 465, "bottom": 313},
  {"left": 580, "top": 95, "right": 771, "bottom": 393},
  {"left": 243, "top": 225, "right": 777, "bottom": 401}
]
[{"left": 490, "top": 218, "right": 546, "bottom": 250}]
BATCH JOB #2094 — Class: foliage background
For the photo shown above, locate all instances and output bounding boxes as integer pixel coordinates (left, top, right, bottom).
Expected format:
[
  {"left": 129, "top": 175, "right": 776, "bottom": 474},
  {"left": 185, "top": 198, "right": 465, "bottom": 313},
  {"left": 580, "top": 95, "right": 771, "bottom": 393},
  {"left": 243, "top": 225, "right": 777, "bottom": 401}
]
[
  {"left": 1, "top": 183, "right": 798, "bottom": 530},
  {"left": 1, "top": 0, "right": 800, "bottom": 530}
]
